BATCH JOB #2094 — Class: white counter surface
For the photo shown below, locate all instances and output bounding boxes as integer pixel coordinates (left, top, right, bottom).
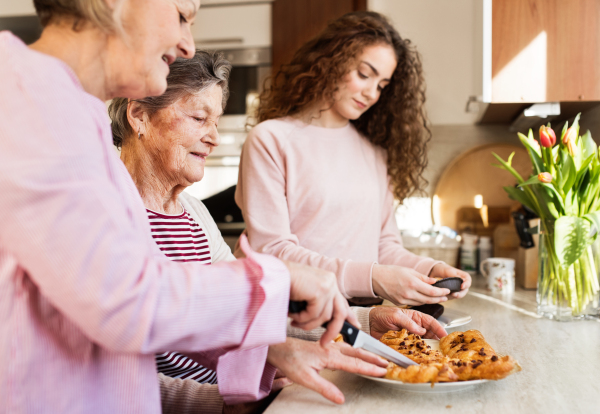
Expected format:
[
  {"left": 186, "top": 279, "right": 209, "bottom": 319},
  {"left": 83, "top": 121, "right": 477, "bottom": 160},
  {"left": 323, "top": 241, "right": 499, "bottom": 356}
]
[{"left": 265, "top": 278, "right": 600, "bottom": 414}]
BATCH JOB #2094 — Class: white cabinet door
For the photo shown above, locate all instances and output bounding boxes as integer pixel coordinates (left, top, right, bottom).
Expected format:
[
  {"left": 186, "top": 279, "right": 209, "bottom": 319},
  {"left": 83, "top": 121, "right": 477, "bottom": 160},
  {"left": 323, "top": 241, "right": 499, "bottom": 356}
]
[
  {"left": 192, "top": 3, "right": 271, "bottom": 50},
  {"left": 0, "top": 0, "right": 36, "bottom": 17}
]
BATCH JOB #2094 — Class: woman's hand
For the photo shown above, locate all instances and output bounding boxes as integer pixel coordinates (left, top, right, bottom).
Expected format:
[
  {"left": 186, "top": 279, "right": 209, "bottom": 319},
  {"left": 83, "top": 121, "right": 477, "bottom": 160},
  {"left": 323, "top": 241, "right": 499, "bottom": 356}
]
[
  {"left": 285, "top": 261, "right": 359, "bottom": 345},
  {"left": 267, "top": 338, "right": 388, "bottom": 404},
  {"left": 371, "top": 264, "right": 450, "bottom": 306},
  {"left": 369, "top": 306, "right": 447, "bottom": 340},
  {"left": 429, "top": 263, "right": 472, "bottom": 299}
]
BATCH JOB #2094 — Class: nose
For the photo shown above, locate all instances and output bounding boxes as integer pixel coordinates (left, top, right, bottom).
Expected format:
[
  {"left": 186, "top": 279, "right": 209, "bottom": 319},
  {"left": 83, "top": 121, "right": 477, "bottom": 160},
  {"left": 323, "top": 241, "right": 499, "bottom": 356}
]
[
  {"left": 363, "top": 81, "right": 379, "bottom": 102},
  {"left": 177, "top": 27, "right": 196, "bottom": 59},
  {"left": 202, "top": 121, "right": 220, "bottom": 148}
]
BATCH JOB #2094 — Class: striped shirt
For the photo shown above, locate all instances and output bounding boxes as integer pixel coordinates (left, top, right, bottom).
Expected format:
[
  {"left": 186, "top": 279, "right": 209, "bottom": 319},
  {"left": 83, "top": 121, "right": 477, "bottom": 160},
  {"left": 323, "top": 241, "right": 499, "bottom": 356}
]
[{"left": 147, "top": 207, "right": 216, "bottom": 384}]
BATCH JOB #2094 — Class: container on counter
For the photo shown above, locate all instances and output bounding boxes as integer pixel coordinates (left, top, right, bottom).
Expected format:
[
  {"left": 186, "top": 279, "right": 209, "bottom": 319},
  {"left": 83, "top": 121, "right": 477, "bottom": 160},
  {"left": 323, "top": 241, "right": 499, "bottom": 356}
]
[
  {"left": 460, "top": 233, "right": 478, "bottom": 275},
  {"left": 477, "top": 236, "right": 493, "bottom": 273},
  {"left": 401, "top": 228, "right": 460, "bottom": 268}
]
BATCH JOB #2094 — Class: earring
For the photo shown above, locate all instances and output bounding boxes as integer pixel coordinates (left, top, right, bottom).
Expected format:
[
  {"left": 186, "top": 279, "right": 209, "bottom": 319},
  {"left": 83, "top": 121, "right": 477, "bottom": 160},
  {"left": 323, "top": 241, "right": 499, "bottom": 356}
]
[{"left": 138, "top": 128, "right": 141, "bottom": 140}]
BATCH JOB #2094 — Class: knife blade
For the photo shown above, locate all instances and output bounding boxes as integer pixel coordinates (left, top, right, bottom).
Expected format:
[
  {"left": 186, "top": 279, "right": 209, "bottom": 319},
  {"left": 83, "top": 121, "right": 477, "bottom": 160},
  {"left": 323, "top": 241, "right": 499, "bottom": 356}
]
[{"left": 288, "top": 301, "right": 418, "bottom": 368}]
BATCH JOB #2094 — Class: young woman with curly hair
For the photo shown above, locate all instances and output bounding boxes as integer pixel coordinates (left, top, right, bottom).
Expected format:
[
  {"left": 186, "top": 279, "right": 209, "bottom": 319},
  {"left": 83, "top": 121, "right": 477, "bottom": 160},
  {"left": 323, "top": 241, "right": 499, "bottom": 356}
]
[{"left": 235, "top": 11, "right": 471, "bottom": 306}]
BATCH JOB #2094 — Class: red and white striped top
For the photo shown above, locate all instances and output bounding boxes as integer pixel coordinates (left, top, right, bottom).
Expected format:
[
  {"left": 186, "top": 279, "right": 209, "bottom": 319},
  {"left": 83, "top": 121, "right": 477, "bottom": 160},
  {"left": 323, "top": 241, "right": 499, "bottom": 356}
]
[
  {"left": 147, "top": 207, "right": 212, "bottom": 264},
  {"left": 147, "top": 207, "right": 216, "bottom": 384}
]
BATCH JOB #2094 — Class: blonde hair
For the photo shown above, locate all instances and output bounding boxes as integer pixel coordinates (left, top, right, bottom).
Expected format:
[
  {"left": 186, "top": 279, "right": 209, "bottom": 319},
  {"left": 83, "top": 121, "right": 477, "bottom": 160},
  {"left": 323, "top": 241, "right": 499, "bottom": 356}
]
[{"left": 34, "top": 0, "right": 124, "bottom": 32}]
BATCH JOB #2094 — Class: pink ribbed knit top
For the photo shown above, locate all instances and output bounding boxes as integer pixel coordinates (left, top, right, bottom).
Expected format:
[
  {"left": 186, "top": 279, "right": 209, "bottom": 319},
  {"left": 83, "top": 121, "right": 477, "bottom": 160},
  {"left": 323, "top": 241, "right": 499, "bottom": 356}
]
[{"left": 235, "top": 117, "right": 438, "bottom": 299}]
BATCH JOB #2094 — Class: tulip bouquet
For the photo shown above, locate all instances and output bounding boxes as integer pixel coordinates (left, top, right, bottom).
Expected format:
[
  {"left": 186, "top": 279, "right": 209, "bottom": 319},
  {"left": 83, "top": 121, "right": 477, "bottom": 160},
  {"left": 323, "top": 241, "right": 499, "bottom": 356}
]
[{"left": 493, "top": 113, "right": 600, "bottom": 320}]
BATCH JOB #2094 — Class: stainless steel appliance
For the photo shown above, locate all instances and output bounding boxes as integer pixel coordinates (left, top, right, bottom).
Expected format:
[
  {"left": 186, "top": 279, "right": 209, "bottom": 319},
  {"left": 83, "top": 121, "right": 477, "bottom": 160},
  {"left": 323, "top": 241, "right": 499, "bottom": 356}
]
[{"left": 207, "top": 46, "right": 271, "bottom": 166}]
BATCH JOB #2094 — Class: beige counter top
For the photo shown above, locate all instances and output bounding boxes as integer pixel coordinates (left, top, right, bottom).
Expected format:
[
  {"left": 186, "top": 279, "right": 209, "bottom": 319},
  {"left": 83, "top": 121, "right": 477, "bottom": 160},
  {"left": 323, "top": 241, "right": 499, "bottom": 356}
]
[{"left": 265, "top": 277, "right": 600, "bottom": 414}]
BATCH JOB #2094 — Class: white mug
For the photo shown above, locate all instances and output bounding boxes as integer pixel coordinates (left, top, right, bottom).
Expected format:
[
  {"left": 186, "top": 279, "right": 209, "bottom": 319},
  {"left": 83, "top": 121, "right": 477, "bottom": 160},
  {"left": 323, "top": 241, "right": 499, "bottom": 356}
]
[{"left": 480, "top": 258, "right": 515, "bottom": 294}]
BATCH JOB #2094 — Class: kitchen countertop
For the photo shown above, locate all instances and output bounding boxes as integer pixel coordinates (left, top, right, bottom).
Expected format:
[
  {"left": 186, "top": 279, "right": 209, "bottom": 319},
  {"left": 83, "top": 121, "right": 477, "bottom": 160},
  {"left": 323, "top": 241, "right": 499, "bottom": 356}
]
[{"left": 265, "top": 276, "right": 600, "bottom": 414}]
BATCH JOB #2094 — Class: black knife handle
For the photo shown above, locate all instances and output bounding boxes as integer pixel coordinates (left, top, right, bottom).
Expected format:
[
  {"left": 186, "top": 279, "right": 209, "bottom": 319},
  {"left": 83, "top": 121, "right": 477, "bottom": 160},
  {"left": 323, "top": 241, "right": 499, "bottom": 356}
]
[
  {"left": 288, "top": 301, "right": 360, "bottom": 345},
  {"left": 288, "top": 300, "right": 307, "bottom": 314},
  {"left": 339, "top": 320, "right": 359, "bottom": 344}
]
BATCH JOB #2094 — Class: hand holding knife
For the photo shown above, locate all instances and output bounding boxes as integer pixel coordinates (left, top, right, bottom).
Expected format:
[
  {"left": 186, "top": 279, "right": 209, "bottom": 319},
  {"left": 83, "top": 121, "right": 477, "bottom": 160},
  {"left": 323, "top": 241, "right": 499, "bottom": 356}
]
[{"left": 289, "top": 301, "right": 418, "bottom": 368}]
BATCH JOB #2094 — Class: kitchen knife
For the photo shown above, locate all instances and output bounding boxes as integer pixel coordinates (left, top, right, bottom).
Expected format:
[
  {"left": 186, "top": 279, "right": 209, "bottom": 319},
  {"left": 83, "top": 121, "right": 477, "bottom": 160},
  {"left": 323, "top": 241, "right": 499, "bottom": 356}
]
[{"left": 289, "top": 301, "right": 418, "bottom": 368}]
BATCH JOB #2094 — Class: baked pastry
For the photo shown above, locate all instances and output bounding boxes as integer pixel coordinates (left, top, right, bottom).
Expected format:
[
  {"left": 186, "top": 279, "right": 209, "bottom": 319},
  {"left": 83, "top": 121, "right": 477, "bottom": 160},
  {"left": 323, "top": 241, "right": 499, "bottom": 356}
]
[
  {"left": 386, "top": 362, "right": 458, "bottom": 383},
  {"left": 380, "top": 330, "right": 448, "bottom": 364},
  {"left": 440, "top": 330, "right": 521, "bottom": 380},
  {"left": 380, "top": 329, "right": 521, "bottom": 383}
]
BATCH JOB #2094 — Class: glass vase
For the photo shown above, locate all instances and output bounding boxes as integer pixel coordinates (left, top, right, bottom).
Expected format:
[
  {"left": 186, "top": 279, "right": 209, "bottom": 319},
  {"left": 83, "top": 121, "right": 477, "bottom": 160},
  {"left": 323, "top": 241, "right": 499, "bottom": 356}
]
[{"left": 537, "top": 220, "right": 600, "bottom": 321}]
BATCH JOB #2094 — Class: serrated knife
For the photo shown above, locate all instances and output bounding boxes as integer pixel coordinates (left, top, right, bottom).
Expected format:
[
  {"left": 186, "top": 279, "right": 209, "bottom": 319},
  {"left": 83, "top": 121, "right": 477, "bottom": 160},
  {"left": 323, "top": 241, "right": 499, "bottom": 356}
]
[{"left": 289, "top": 301, "right": 418, "bottom": 368}]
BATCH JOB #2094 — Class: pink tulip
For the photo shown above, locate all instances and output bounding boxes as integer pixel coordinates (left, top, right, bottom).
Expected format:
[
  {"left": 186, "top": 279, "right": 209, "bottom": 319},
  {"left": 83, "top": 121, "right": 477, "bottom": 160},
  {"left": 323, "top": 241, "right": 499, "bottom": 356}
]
[
  {"left": 563, "top": 127, "right": 577, "bottom": 156},
  {"left": 538, "top": 172, "right": 552, "bottom": 183},
  {"left": 539, "top": 126, "right": 556, "bottom": 147}
]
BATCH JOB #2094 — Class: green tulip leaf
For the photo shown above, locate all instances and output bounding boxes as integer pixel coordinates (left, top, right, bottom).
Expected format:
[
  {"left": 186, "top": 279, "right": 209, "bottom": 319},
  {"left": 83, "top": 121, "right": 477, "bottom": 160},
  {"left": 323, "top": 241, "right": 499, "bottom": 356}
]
[
  {"left": 547, "top": 202, "right": 560, "bottom": 219},
  {"left": 518, "top": 175, "right": 543, "bottom": 187},
  {"left": 584, "top": 211, "right": 600, "bottom": 235},
  {"left": 582, "top": 130, "right": 597, "bottom": 161},
  {"left": 518, "top": 133, "right": 544, "bottom": 173},
  {"left": 503, "top": 186, "right": 538, "bottom": 214},
  {"left": 554, "top": 216, "right": 592, "bottom": 268},
  {"left": 561, "top": 155, "right": 577, "bottom": 193},
  {"left": 492, "top": 152, "right": 525, "bottom": 183}
]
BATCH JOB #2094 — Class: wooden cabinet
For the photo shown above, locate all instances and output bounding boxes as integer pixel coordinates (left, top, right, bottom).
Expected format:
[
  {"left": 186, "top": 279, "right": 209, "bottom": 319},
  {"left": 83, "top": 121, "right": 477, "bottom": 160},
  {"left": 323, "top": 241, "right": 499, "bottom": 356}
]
[
  {"left": 486, "top": 0, "right": 600, "bottom": 103},
  {"left": 272, "top": 0, "right": 367, "bottom": 73}
]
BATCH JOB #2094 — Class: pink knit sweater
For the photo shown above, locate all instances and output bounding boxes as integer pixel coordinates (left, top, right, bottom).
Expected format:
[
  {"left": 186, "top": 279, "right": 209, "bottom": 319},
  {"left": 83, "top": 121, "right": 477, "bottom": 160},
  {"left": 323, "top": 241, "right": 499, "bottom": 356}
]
[{"left": 235, "top": 117, "right": 439, "bottom": 299}]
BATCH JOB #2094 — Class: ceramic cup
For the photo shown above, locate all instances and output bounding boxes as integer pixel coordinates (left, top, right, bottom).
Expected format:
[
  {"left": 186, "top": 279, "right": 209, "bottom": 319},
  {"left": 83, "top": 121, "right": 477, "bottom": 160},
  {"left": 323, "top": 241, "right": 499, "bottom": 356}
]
[{"left": 480, "top": 257, "right": 515, "bottom": 294}]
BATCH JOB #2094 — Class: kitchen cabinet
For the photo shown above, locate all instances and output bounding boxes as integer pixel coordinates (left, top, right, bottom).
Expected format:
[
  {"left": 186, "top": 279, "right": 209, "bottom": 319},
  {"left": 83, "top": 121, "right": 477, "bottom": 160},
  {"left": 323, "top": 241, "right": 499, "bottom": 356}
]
[
  {"left": 272, "top": 0, "right": 367, "bottom": 73},
  {"left": 478, "top": 0, "right": 600, "bottom": 123},
  {"left": 192, "top": 3, "right": 271, "bottom": 50},
  {"left": 0, "top": 0, "right": 35, "bottom": 17},
  {"left": 487, "top": 0, "right": 600, "bottom": 103}
]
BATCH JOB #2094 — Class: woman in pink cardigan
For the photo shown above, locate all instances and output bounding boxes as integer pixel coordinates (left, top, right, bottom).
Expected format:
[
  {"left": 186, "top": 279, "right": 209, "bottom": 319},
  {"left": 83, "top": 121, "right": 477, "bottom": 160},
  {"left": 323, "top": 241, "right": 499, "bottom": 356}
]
[
  {"left": 0, "top": 1, "right": 361, "bottom": 412},
  {"left": 236, "top": 11, "right": 472, "bottom": 307}
]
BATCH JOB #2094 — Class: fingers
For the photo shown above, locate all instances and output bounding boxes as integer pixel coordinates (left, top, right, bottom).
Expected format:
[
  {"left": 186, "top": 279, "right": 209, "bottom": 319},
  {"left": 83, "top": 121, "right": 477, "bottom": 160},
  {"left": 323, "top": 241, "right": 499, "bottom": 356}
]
[
  {"left": 411, "top": 311, "right": 448, "bottom": 339},
  {"left": 336, "top": 343, "right": 388, "bottom": 368},
  {"left": 405, "top": 291, "right": 449, "bottom": 305},
  {"left": 325, "top": 345, "right": 388, "bottom": 377},
  {"left": 272, "top": 377, "right": 293, "bottom": 391},
  {"left": 319, "top": 293, "right": 347, "bottom": 346},
  {"left": 298, "top": 370, "right": 345, "bottom": 404}
]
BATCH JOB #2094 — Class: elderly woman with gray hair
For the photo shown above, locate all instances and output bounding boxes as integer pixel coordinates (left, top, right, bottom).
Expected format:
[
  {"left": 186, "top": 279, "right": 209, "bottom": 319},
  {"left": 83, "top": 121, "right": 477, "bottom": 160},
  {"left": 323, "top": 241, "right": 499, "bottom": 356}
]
[{"left": 108, "top": 50, "right": 447, "bottom": 413}]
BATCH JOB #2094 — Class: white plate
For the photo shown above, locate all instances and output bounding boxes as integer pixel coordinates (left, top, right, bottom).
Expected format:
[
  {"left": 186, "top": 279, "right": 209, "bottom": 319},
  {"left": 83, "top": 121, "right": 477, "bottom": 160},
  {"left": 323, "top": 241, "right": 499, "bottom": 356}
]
[
  {"left": 437, "top": 308, "right": 472, "bottom": 329},
  {"left": 358, "top": 339, "right": 488, "bottom": 393}
]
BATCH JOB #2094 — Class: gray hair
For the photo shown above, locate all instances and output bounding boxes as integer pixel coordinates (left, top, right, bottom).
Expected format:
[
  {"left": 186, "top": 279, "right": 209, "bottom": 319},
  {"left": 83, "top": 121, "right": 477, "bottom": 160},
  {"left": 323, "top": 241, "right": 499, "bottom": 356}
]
[
  {"left": 33, "top": 0, "right": 124, "bottom": 31},
  {"left": 108, "top": 50, "right": 232, "bottom": 148}
]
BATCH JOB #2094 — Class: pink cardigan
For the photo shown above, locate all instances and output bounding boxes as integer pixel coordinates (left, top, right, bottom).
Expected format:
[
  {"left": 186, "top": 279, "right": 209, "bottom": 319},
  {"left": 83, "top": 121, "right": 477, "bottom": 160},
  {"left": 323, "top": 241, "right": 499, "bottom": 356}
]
[
  {"left": 0, "top": 32, "right": 289, "bottom": 413},
  {"left": 236, "top": 117, "right": 439, "bottom": 299}
]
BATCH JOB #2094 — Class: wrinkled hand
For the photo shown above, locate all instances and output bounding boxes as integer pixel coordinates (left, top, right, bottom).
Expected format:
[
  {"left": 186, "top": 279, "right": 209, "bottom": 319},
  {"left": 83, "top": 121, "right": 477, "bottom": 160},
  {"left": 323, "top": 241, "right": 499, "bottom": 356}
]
[
  {"left": 369, "top": 306, "right": 447, "bottom": 340},
  {"left": 372, "top": 264, "right": 450, "bottom": 306},
  {"left": 429, "top": 263, "right": 472, "bottom": 299},
  {"left": 285, "top": 261, "right": 359, "bottom": 345},
  {"left": 267, "top": 338, "right": 388, "bottom": 404}
]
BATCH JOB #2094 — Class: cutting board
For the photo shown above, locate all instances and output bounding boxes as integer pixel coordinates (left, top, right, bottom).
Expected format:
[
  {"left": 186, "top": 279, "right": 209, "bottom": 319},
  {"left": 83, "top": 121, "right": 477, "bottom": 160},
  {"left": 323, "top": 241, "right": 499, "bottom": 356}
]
[{"left": 433, "top": 144, "right": 532, "bottom": 230}]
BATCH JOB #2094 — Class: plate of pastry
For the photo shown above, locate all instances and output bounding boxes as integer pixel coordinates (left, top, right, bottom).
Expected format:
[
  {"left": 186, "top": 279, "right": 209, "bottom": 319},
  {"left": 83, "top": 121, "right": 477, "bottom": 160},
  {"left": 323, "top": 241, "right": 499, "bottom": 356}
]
[{"left": 358, "top": 329, "right": 521, "bottom": 393}]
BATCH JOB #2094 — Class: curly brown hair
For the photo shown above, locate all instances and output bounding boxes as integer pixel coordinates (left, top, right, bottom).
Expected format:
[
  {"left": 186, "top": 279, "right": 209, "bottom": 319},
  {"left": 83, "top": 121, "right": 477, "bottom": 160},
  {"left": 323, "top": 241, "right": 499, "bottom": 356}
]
[{"left": 256, "top": 11, "right": 430, "bottom": 201}]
